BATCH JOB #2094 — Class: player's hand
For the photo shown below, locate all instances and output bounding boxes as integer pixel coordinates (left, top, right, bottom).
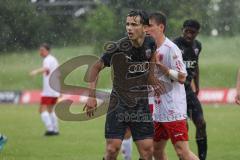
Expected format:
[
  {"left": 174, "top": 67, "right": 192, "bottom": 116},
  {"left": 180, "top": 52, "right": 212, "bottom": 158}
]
[
  {"left": 195, "top": 87, "right": 199, "bottom": 96},
  {"left": 29, "top": 70, "right": 37, "bottom": 76},
  {"left": 235, "top": 93, "right": 240, "bottom": 105},
  {"left": 151, "top": 79, "right": 166, "bottom": 97},
  {"left": 83, "top": 97, "right": 97, "bottom": 117}
]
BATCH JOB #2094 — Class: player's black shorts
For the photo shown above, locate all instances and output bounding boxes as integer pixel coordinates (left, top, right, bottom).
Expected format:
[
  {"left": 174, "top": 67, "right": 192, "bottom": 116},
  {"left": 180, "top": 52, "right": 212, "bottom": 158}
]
[
  {"left": 186, "top": 87, "right": 204, "bottom": 121},
  {"left": 105, "top": 91, "right": 154, "bottom": 141}
]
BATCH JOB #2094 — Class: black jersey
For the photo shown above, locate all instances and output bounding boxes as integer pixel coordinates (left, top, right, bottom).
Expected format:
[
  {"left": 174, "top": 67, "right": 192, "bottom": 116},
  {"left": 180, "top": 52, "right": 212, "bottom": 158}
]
[
  {"left": 173, "top": 37, "right": 202, "bottom": 87},
  {"left": 101, "top": 35, "right": 157, "bottom": 106}
]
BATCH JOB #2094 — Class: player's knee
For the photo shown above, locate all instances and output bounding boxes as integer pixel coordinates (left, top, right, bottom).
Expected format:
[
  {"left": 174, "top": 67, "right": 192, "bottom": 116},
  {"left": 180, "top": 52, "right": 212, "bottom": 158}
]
[
  {"left": 39, "top": 106, "right": 46, "bottom": 113},
  {"left": 197, "top": 119, "right": 206, "bottom": 128},
  {"left": 106, "top": 145, "right": 120, "bottom": 157},
  {"left": 141, "top": 145, "right": 153, "bottom": 158},
  {"left": 195, "top": 119, "right": 207, "bottom": 137},
  {"left": 153, "top": 145, "right": 163, "bottom": 154},
  {"left": 153, "top": 149, "right": 165, "bottom": 159},
  {"left": 175, "top": 147, "right": 190, "bottom": 159},
  {"left": 174, "top": 143, "right": 190, "bottom": 159}
]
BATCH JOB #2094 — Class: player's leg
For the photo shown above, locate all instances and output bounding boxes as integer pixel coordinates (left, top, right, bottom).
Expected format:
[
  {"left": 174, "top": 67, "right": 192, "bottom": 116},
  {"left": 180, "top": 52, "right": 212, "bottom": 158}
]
[
  {"left": 47, "top": 105, "right": 59, "bottom": 134},
  {"left": 46, "top": 97, "right": 59, "bottom": 134},
  {"left": 104, "top": 99, "right": 127, "bottom": 160},
  {"left": 129, "top": 100, "right": 154, "bottom": 160},
  {"left": 135, "top": 138, "right": 153, "bottom": 160},
  {"left": 153, "top": 122, "right": 169, "bottom": 160},
  {"left": 104, "top": 139, "right": 123, "bottom": 160},
  {"left": 0, "top": 134, "right": 7, "bottom": 152},
  {"left": 153, "top": 140, "right": 168, "bottom": 160},
  {"left": 174, "top": 141, "right": 199, "bottom": 160},
  {"left": 121, "top": 128, "right": 132, "bottom": 160},
  {"left": 167, "top": 120, "right": 199, "bottom": 160},
  {"left": 39, "top": 97, "right": 54, "bottom": 134},
  {"left": 187, "top": 93, "right": 207, "bottom": 160},
  {"left": 130, "top": 116, "right": 154, "bottom": 159}
]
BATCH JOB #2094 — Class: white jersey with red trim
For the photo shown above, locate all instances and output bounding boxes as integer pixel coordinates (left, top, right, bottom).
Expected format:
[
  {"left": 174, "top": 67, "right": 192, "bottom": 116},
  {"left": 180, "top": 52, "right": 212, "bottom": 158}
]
[
  {"left": 150, "top": 37, "right": 187, "bottom": 122},
  {"left": 42, "top": 54, "right": 60, "bottom": 97}
]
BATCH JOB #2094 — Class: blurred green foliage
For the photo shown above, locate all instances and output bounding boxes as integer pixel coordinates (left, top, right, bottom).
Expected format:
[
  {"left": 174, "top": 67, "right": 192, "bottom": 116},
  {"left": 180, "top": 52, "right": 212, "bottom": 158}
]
[{"left": 0, "top": 0, "right": 239, "bottom": 53}]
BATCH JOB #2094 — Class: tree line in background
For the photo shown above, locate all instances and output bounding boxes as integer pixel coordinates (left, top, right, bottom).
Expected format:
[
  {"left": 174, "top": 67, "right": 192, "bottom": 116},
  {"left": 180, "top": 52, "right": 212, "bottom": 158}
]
[{"left": 0, "top": 0, "right": 239, "bottom": 53}]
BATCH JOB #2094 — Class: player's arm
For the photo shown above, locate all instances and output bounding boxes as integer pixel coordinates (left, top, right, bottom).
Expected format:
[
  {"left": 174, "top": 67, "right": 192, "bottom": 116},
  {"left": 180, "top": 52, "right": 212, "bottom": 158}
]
[
  {"left": 30, "top": 67, "right": 49, "bottom": 76},
  {"left": 193, "top": 42, "right": 201, "bottom": 95},
  {"left": 83, "top": 59, "right": 105, "bottom": 117},
  {"left": 235, "top": 68, "right": 240, "bottom": 105},
  {"left": 155, "top": 50, "right": 186, "bottom": 84},
  {"left": 193, "top": 64, "right": 200, "bottom": 95},
  {"left": 156, "top": 61, "right": 186, "bottom": 84},
  {"left": 148, "top": 52, "right": 166, "bottom": 96}
]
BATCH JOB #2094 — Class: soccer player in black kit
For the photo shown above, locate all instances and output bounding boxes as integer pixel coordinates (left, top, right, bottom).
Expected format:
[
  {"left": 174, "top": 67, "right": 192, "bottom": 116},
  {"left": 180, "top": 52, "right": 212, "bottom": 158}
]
[
  {"left": 174, "top": 20, "right": 207, "bottom": 160},
  {"left": 84, "top": 10, "right": 161, "bottom": 160}
]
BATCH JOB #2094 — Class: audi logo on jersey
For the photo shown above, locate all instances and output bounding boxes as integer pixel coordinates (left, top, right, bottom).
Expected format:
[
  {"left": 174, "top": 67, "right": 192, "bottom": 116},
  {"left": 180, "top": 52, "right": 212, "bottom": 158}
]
[
  {"left": 128, "top": 62, "right": 149, "bottom": 73},
  {"left": 184, "top": 60, "right": 197, "bottom": 69}
]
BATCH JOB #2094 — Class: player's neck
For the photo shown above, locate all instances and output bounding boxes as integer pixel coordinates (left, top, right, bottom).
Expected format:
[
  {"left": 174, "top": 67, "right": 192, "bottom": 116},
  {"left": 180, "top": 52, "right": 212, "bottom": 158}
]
[
  {"left": 131, "top": 35, "right": 145, "bottom": 48},
  {"left": 43, "top": 53, "right": 49, "bottom": 58},
  {"left": 156, "top": 34, "right": 166, "bottom": 48}
]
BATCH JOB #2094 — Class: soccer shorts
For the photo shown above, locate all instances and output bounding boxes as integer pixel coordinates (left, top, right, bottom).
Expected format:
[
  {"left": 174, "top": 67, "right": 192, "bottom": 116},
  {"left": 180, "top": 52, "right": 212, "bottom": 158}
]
[
  {"left": 105, "top": 92, "right": 154, "bottom": 141},
  {"left": 40, "top": 96, "right": 58, "bottom": 106},
  {"left": 154, "top": 120, "right": 188, "bottom": 144}
]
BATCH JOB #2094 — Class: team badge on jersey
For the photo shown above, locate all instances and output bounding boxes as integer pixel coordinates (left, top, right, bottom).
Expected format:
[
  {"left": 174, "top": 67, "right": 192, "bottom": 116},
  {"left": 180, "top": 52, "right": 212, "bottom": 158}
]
[
  {"left": 194, "top": 48, "right": 199, "bottom": 56},
  {"left": 180, "top": 49, "right": 184, "bottom": 55},
  {"left": 145, "top": 49, "right": 152, "bottom": 59}
]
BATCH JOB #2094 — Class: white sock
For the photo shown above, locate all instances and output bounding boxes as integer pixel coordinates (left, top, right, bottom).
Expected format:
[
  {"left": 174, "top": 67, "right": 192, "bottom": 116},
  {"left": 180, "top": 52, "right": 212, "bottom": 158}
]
[
  {"left": 121, "top": 137, "right": 132, "bottom": 160},
  {"left": 41, "top": 111, "right": 53, "bottom": 132},
  {"left": 49, "top": 112, "right": 59, "bottom": 132}
]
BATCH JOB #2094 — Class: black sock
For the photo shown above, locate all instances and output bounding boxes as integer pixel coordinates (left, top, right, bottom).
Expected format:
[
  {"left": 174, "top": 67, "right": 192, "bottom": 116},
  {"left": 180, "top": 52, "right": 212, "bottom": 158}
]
[{"left": 197, "top": 137, "right": 207, "bottom": 160}]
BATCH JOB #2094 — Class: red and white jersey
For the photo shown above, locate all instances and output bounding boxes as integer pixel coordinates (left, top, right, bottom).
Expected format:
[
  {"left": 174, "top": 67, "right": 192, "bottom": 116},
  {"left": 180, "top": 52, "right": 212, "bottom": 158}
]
[
  {"left": 150, "top": 37, "right": 187, "bottom": 122},
  {"left": 42, "top": 54, "right": 60, "bottom": 97}
]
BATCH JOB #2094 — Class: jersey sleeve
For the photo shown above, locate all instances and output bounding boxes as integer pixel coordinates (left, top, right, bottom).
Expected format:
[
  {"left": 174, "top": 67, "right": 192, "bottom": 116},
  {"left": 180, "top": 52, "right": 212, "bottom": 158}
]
[
  {"left": 173, "top": 37, "right": 180, "bottom": 47},
  {"left": 100, "top": 52, "right": 113, "bottom": 67},
  {"left": 145, "top": 36, "right": 157, "bottom": 60},
  {"left": 43, "top": 58, "right": 51, "bottom": 70},
  {"left": 170, "top": 46, "right": 187, "bottom": 75}
]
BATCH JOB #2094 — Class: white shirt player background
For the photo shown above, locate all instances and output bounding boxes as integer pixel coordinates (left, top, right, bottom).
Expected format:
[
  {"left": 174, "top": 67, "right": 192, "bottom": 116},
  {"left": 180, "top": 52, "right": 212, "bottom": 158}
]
[
  {"left": 42, "top": 54, "right": 60, "bottom": 97},
  {"left": 150, "top": 38, "right": 188, "bottom": 122}
]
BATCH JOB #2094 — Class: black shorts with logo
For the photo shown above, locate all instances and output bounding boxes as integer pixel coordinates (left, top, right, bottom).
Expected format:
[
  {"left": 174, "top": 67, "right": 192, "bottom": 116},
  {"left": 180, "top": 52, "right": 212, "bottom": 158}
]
[{"left": 105, "top": 91, "right": 154, "bottom": 141}]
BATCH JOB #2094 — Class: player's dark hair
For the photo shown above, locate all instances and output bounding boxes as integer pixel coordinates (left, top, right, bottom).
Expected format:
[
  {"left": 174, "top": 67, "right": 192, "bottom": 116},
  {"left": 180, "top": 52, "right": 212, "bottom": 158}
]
[
  {"left": 127, "top": 9, "right": 149, "bottom": 25},
  {"left": 149, "top": 11, "right": 167, "bottom": 32},
  {"left": 40, "top": 43, "right": 51, "bottom": 51},
  {"left": 183, "top": 19, "right": 201, "bottom": 30}
]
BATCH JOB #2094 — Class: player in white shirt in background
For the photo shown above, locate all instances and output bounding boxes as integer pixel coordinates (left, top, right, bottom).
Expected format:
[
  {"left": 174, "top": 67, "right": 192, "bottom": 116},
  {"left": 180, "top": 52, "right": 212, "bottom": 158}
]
[
  {"left": 147, "top": 12, "right": 199, "bottom": 160},
  {"left": 30, "top": 43, "right": 60, "bottom": 136}
]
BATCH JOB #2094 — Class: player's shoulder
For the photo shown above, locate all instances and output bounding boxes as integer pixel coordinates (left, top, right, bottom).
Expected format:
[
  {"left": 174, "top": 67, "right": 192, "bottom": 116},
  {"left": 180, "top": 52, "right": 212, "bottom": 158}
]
[
  {"left": 104, "top": 36, "right": 130, "bottom": 54},
  {"left": 144, "top": 35, "right": 156, "bottom": 46},
  {"left": 195, "top": 39, "right": 202, "bottom": 48},
  {"left": 45, "top": 54, "right": 58, "bottom": 63},
  {"left": 48, "top": 54, "right": 57, "bottom": 61},
  {"left": 173, "top": 36, "right": 183, "bottom": 45},
  {"left": 164, "top": 38, "right": 182, "bottom": 57},
  {"left": 163, "top": 38, "right": 180, "bottom": 51}
]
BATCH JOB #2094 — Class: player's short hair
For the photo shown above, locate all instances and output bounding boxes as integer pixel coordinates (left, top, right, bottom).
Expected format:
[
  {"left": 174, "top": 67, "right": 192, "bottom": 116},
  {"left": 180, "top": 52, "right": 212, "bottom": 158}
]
[
  {"left": 149, "top": 11, "right": 167, "bottom": 32},
  {"left": 127, "top": 10, "right": 149, "bottom": 26},
  {"left": 40, "top": 43, "right": 51, "bottom": 51},
  {"left": 183, "top": 19, "right": 201, "bottom": 30}
]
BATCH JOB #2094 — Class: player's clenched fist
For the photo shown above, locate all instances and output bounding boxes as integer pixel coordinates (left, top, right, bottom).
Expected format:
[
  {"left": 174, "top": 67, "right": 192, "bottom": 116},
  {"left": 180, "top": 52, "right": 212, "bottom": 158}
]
[{"left": 83, "top": 97, "right": 97, "bottom": 117}]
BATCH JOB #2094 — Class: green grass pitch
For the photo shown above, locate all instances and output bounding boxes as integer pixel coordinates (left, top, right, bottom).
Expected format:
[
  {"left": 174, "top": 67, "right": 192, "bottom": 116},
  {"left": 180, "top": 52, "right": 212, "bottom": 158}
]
[{"left": 0, "top": 104, "right": 240, "bottom": 160}]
